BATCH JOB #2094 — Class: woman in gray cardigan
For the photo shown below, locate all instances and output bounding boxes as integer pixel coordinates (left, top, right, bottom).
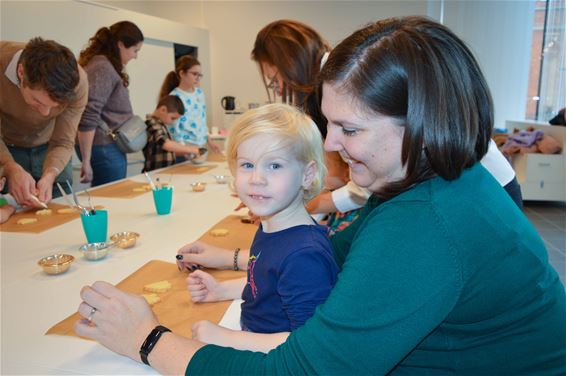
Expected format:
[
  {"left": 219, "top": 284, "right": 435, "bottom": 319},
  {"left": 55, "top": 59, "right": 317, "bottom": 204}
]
[{"left": 76, "top": 21, "right": 143, "bottom": 186}]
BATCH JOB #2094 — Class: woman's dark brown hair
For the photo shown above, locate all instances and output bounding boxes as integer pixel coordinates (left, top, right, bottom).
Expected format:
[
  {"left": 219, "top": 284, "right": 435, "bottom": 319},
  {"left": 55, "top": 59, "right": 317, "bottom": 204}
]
[
  {"left": 252, "top": 20, "right": 331, "bottom": 136},
  {"left": 78, "top": 21, "right": 143, "bottom": 87},
  {"left": 320, "top": 16, "right": 493, "bottom": 199},
  {"left": 158, "top": 55, "right": 201, "bottom": 101}
]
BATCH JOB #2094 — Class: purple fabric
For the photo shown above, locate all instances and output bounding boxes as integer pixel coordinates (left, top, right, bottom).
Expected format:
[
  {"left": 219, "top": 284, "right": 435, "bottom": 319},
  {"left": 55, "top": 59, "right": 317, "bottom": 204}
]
[{"left": 504, "top": 130, "right": 543, "bottom": 149}]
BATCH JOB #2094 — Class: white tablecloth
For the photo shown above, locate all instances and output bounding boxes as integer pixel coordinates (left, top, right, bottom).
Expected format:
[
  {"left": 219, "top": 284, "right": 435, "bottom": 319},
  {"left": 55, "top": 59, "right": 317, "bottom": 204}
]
[{"left": 1, "top": 162, "right": 242, "bottom": 374}]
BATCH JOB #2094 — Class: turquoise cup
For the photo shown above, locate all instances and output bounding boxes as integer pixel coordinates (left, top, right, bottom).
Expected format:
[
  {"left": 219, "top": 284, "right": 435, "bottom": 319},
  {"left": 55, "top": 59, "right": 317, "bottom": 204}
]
[
  {"left": 152, "top": 187, "right": 173, "bottom": 215},
  {"left": 80, "top": 210, "right": 108, "bottom": 243}
]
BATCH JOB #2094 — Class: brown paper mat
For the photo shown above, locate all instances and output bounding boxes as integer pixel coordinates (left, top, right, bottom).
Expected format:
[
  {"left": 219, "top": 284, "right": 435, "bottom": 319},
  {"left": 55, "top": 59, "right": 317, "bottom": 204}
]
[
  {"left": 0, "top": 203, "right": 81, "bottom": 234},
  {"left": 46, "top": 215, "right": 257, "bottom": 339},
  {"left": 86, "top": 180, "right": 152, "bottom": 199},
  {"left": 160, "top": 163, "right": 216, "bottom": 175},
  {"left": 207, "top": 150, "right": 227, "bottom": 162}
]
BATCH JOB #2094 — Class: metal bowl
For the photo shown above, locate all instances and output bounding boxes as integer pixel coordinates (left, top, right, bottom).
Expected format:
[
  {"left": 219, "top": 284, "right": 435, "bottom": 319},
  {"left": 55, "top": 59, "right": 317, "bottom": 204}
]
[
  {"left": 213, "top": 175, "right": 229, "bottom": 184},
  {"left": 79, "top": 242, "right": 110, "bottom": 261},
  {"left": 38, "top": 254, "right": 74, "bottom": 275},
  {"left": 110, "top": 231, "right": 140, "bottom": 249},
  {"left": 190, "top": 182, "right": 207, "bottom": 192}
]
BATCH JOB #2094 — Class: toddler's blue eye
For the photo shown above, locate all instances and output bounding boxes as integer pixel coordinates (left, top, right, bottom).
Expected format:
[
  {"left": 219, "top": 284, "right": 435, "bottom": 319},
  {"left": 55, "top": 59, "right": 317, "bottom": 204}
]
[
  {"left": 269, "top": 163, "right": 282, "bottom": 170},
  {"left": 240, "top": 162, "right": 253, "bottom": 169}
]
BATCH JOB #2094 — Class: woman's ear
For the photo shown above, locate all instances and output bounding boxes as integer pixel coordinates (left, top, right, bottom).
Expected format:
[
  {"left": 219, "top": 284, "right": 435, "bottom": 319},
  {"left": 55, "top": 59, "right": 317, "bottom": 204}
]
[{"left": 302, "top": 161, "right": 317, "bottom": 190}]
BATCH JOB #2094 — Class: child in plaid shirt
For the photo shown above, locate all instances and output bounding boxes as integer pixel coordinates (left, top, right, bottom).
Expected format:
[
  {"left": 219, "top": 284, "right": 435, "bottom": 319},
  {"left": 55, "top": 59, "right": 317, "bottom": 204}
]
[{"left": 143, "top": 96, "right": 202, "bottom": 172}]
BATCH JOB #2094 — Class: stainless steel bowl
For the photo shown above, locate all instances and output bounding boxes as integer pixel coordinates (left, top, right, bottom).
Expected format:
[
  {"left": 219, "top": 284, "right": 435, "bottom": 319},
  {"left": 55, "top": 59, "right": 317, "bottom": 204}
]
[
  {"left": 110, "top": 231, "right": 140, "bottom": 249},
  {"left": 79, "top": 242, "right": 110, "bottom": 261},
  {"left": 213, "top": 175, "right": 229, "bottom": 184},
  {"left": 38, "top": 254, "right": 74, "bottom": 275},
  {"left": 190, "top": 182, "right": 207, "bottom": 192}
]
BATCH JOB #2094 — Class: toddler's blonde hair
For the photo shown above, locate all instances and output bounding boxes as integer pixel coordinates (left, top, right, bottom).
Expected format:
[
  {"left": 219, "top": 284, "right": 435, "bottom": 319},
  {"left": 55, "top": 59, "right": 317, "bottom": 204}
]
[{"left": 226, "top": 103, "right": 326, "bottom": 201}]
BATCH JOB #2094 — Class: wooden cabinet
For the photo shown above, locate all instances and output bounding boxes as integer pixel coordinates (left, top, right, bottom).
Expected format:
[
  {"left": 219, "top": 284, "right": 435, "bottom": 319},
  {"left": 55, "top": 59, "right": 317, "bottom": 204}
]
[{"left": 506, "top": 121, "right": 566, "bottom": 201}]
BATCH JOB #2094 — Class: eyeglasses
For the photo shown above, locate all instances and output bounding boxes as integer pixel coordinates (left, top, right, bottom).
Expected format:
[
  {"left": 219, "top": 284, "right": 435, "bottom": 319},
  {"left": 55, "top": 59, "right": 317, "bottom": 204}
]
[{"left": 189, "top": 71, "right": 203, "bottom": 78}]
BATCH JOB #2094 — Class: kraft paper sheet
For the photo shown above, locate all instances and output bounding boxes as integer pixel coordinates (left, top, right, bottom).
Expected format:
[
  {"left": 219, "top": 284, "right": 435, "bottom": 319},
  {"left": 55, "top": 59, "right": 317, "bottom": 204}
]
[
  {"left": 0, "top": 203, "right": 81, "bottom": 234},
  {"left": 85, "top": 180, "right": 154, "bottom": 199},
  {"left": 160, "top": 163, "right": 216, "bottom": 175}
]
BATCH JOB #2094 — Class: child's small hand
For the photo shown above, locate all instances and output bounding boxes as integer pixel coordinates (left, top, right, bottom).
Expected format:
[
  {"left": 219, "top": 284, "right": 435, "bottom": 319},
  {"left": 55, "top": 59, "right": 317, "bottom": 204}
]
[
  {"left": 186, "top": 270, "right": 222, "bottom": 302},
  {"left": 192, "top": 320, "right": 231, "bottom": 346},
  {"left": 177, "top": 241, "right": 232, "bottom": 270},
  {"left": 0, "top": 204, "right": 16, "bottom": 224}
]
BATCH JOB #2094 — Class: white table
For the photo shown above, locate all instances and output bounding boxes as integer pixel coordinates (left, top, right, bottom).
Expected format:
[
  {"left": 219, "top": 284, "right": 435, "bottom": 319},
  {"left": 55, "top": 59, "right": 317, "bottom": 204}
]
[{"left": 1, "top": 162, "right": 243, "bottom": 374}]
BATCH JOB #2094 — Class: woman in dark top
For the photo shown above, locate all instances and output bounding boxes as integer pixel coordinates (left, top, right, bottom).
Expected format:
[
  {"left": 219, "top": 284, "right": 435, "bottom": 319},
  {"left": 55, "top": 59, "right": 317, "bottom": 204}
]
[
  {"left": 77, "top": 21, "right": 143, "bottom": 186},
  {"left": 75, "top": 17, "right": 565, "bottom": 375}
]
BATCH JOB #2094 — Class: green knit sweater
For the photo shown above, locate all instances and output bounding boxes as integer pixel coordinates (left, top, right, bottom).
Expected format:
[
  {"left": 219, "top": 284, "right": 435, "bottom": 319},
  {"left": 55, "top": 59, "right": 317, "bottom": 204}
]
[{"left": 187, "top": 164, "right": 566, "bottom": 375}]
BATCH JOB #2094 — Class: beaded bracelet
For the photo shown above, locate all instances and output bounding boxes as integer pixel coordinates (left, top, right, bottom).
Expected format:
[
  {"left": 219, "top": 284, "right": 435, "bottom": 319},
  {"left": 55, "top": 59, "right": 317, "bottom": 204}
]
[{"left": 233, "top": 248, "right": 241, "bottom": 271}]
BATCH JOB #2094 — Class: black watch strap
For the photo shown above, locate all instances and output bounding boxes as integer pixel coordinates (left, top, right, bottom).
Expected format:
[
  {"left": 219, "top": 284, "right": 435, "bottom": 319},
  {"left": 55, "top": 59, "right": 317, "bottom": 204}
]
[{"left": 139, "top": 325, "right": 171, "bottom": 366}]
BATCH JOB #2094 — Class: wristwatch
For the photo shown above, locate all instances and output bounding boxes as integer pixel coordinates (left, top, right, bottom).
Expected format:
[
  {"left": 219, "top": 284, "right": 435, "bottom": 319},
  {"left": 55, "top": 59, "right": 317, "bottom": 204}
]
[{"left": 139, "top": 325, "right": 171, "bottom": 366}]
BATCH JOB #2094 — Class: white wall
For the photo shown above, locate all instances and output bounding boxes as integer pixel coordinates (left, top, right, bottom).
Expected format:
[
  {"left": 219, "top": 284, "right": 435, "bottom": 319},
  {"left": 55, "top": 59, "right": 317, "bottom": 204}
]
[
  {"left": 442, "top": 0, "right": 534, "bottom": 129},
  {"left": 0, "top": 0, "right": 211, "bottom": 120},
  {"left": 3, "top": 0, "right": 535, "bottom": 131},
  {"left": 100, "top": 1, "right": 429, "bottom": 128},
  {"left": 100, "top": 1, "right": 534, "bottom": 130}
]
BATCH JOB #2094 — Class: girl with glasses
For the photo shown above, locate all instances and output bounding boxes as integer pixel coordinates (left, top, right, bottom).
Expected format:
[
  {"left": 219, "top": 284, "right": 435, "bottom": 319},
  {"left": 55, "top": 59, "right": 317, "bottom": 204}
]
[{"left": 159, "top": 55, "right": 219, "bottom": 164}]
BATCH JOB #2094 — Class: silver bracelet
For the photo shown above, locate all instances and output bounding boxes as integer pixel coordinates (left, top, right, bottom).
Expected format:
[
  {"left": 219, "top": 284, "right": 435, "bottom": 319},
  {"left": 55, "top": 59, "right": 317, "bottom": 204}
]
[{"left": 233, "top": 248, "right": 241, "bottom": 271}]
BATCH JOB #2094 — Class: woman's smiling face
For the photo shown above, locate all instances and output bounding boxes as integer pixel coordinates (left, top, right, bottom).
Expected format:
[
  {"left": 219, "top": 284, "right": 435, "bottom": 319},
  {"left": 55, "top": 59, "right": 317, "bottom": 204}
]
[{"left": 322, "top": 82, "right": 406, "bottom": 193}]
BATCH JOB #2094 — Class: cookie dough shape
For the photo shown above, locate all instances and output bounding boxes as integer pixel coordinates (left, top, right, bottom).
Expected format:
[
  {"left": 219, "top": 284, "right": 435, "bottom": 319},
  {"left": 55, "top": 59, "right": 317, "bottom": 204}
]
[
  {"left": 17, "top": 218, "right": 38, "bottom": 225},
  {"left": 142, "top": 293, "right": 161, "bottom": 305},
  {"left": 35, "top": 209, "right": 53, "bottom": 216},
  {"left": 210, "top": 228, "right": 229, "bottom": 237},
  {"left": 133, "top": 184, "right": 153, "bottom": 192},
  {"left": 57, "top": 207, "right": 75, "bottom": 214},
  {"left": 143, "top": 280, "right": 172, "bottom": 293}
]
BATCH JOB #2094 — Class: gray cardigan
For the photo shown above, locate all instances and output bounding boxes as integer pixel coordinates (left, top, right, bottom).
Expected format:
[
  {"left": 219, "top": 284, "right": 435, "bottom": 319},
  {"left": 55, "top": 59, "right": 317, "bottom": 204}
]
[{"left": 78, "top": 55, "right": 133, "bottom": 145}]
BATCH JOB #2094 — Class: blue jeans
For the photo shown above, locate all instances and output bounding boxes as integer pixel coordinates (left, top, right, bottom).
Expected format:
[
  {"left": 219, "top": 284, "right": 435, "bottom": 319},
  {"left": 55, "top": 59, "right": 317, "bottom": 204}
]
[
  {"left": 5, "top": 143, "right": 72, "bottom": 197},
  {"left": 90, "top": 143, "right": 127, "bottom": 187}
]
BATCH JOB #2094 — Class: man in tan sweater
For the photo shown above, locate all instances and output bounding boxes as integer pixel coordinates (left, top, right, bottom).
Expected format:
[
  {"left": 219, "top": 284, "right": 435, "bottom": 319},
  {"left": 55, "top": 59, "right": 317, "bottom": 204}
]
[{"left": 0, "top": 37, "right": 88, "bottom": 207}]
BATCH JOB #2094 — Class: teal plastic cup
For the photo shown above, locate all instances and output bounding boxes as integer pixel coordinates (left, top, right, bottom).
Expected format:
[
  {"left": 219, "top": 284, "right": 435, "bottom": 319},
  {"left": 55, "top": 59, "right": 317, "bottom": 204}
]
[
  {"left": 80, "top": 210, "right": 108, "bottom": 243},
  {"left": 152, "top": 187, "right": 173, "bottom": 215}
]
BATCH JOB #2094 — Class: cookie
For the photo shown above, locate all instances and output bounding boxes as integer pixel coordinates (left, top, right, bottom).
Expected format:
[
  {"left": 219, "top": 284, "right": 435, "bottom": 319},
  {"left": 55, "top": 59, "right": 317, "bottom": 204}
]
[
  {"left": 57, "top": 207, "right": 75, "bottom": 214},
  {"left": 210, "top": 228, "right": 229, "bottom": 237},
  {"left": 143, "top": 280, "right": 172, "bottom": 293},
  {"left": 35, "top": 209, "right": 53, "bottom": 216},
  {"left": 17, "top": 218, "right": 38, "bottom": 225},
  {"left": 142, "top": 293, "right": 161, "bottom": 305}
]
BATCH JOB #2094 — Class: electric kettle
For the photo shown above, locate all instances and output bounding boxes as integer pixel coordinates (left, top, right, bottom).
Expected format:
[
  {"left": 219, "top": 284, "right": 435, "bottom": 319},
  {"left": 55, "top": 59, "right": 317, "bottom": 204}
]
[{"left": 221, "top": 96, "right": 236, "bottom": 111}]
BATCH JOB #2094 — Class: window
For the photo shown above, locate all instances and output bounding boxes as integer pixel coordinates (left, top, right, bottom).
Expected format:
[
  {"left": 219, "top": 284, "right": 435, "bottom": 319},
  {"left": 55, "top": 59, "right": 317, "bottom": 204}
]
[{"left": 526, "top": 0, "right": 565, "bottom": 121}]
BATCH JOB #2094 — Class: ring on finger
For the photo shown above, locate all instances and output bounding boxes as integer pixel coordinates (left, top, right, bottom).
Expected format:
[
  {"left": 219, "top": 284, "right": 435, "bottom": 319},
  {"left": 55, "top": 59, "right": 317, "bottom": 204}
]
[{"left": 87, "top": 306, "right": 97, "bottom": 322}]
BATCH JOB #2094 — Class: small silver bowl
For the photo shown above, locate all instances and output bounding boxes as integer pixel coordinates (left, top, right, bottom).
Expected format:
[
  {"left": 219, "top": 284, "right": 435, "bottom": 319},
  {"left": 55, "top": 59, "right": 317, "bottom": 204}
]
[
  {"left": 213, "top": 175, "right": 229, "bottom": 184},
  {"left": 79, "top": 242, "right": 110, "bottom": 261},
  {"left": 38, "top": 254, "right": 74, "bottom": 275},
  {"left": 110, "top": 231, "right": 140, "bottom": 249},
  {"left": 190, "top": 182, "right": 207, "bottom": 192}
]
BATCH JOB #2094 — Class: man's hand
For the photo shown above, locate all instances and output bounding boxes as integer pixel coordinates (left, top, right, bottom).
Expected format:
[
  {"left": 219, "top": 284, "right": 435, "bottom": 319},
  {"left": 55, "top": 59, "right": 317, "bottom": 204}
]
[
  {"left": 4, "top": 161, "right": 38, "bottom": 207},
  {"left": 36, "top": 167, "right": 58, "bottom": 203}
]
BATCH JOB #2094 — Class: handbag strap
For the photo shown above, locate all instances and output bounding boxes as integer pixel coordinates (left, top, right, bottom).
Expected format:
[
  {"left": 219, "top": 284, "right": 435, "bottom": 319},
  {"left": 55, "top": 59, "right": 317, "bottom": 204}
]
[{"left": 98, "top": 120, "right": 117, "bottom": 140}]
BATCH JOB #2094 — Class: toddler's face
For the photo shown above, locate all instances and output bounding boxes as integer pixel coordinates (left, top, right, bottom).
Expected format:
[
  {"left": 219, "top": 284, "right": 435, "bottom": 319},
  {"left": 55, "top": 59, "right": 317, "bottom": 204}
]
[{"left": 234, "top": 134, "right": 307, "bottom": 219}]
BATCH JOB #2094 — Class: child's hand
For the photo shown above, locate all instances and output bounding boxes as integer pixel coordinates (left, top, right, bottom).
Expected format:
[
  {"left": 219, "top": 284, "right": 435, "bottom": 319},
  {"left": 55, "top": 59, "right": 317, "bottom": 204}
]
[
  {"left": 192, "top": 320, "right": 232, "bottom": 346},
  {"left": 186, "top": 270, "right": 224, "bottom": 302},
  {"left": 177, "top": 241, "right": 232, "bottom": 271},
  {"left": 0, "top": 204, "right": 16, "bottom": 224}
]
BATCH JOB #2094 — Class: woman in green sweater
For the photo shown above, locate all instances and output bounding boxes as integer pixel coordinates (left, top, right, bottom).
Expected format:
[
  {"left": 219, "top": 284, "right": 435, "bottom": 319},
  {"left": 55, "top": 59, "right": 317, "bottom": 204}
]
[{"left": 75, "top": 16, "right": 566, "bottom": 374}]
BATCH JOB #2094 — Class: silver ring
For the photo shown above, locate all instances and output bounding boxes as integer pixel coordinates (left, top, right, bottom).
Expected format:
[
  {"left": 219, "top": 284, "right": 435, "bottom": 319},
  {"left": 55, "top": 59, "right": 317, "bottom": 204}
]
[{"left": 87, "top": 306, "right": 97, "bottom": 322}]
